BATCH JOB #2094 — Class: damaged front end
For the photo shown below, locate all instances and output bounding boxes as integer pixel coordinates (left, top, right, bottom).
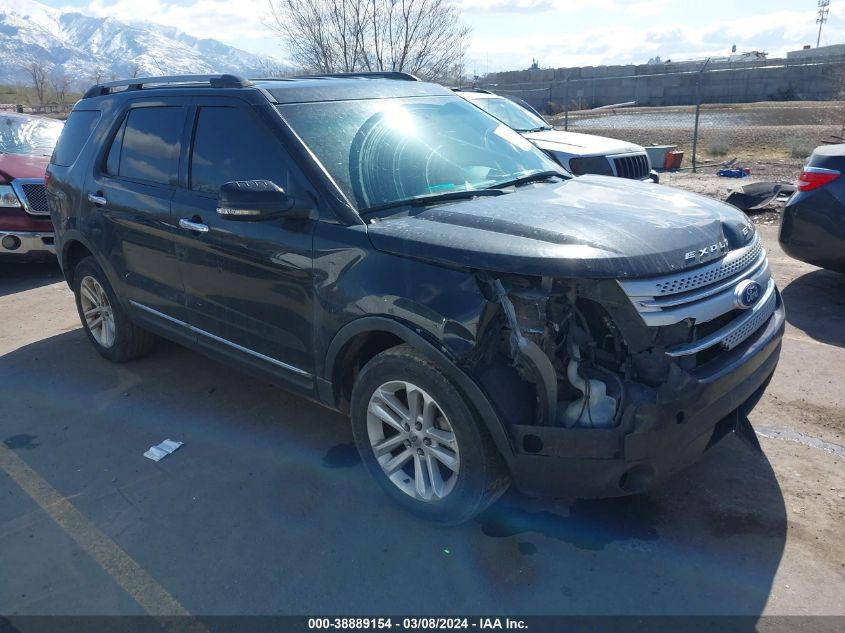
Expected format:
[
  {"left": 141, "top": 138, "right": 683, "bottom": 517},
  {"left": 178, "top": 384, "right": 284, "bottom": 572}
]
[
  {"left": 480, "top": 274, "right": 625, "bottom": 431},
  {"left": 465, "top": 266, "right": 783, "bottom": 498}
]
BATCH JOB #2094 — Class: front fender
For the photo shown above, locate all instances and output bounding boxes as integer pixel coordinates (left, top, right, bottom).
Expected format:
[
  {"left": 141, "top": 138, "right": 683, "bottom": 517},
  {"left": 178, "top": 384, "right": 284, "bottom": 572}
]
[{"left": 322, "top": 315, "right": 516, "bottom": 461}]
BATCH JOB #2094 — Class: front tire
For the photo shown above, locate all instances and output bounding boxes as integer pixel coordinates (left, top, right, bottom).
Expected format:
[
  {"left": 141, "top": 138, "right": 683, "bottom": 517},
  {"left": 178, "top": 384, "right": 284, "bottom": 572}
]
[
  {"left": 350, "top": 345, "right": 509, "bottom": 524},
  {"left": 72, "top": 256, "right": 155, "bottom": 362}
]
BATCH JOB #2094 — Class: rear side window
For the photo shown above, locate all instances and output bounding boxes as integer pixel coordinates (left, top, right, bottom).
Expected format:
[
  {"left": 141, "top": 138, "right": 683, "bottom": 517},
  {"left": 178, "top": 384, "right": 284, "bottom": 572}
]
[
  {"left": 190, "top": 107, "right": 289, "bottom": 195},
  {"left": 106, "top": 106, "right": 184, "bottom": 186},
  {"left": 52, "top": 110, "right": 100, "bottom": 167}
]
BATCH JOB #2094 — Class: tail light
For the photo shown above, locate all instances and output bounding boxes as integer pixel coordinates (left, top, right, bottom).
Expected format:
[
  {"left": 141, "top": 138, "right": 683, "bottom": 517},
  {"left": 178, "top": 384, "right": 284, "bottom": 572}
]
[{"left": 797, "top": 166, "right": 840, "bottom": 192}]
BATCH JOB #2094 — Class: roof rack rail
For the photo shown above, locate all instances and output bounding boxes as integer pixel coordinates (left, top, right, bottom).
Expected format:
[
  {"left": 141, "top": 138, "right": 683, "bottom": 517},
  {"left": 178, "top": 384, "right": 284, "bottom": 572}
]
[
  {"left": 295, "top": 71, "right": 420, "bottom": 82},
  {"left": 451, "top": 87, "right": 493, "bottom": 94},
  {"left": 83, "top": 74, "right": 253, "bottom": 99}
]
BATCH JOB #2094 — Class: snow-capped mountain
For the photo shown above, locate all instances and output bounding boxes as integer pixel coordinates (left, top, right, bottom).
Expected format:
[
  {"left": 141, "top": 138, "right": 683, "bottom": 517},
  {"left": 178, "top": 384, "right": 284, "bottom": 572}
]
[{"left": 0, "top": 0, "right": 287, "bottom": 87}]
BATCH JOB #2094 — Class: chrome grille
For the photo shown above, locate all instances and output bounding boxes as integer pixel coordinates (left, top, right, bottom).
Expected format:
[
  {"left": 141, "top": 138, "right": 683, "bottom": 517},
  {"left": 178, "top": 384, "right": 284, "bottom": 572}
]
[
  {"left": 618, "top": 234, "right": 777, "bottom": 357},
  {"left": 620, "top": 235, "right": 762, "bottom": 299},
  {"left": 664, "top": 279, "right": 778, "bottom": 357},
  {"left": 719, "top": 285, "right": 778, "bottom": 351},
  {"left": 21, "top": 183, "right": 48, "bottom": 214},
  {"left": 612, "top": 154, "right": 650, "bottom": 180},
  {"left": 654, "top": 239, "right": 763, "bottom": 295},
  {"left": 11, "top": 179, "right": 50, "bottom": 216}
]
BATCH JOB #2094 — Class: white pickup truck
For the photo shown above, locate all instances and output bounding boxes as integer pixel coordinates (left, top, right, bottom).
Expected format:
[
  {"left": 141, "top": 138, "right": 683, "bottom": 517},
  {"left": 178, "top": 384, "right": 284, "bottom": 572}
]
[{"left": 454, "top": 88, "right": 658, "bottom": 183}]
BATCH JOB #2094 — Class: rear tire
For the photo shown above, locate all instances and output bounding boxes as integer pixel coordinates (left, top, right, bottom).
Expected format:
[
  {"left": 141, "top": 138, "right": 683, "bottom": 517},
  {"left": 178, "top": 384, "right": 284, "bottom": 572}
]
[
  {"left": 72, "top": 256, "right": 155, "bottom": 362},
  {"left": 350, "top": 344, "right": 509, "bottom": 524}
]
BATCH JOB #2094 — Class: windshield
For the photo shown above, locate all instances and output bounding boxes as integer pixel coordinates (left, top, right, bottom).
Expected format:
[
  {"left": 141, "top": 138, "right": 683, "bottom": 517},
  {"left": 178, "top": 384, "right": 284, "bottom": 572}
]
[
  {"left": 278, "top": 96, "right": 561, "bottom": 212},
  {"left": 467, "top": 97, "right": 551, "bottom": 132},
  {"left": 0, "top": 114, "right": 64, "bottom": 156}
]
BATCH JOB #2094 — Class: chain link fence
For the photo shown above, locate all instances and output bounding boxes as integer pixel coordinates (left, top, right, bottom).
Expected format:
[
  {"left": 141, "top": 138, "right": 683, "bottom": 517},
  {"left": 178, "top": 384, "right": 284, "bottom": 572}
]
[
  {"left": 483, "top": 60, "right": 845, "bottom": 171},
  {"left": 1, "top": 103, "right": 72, "bottom": 115}
]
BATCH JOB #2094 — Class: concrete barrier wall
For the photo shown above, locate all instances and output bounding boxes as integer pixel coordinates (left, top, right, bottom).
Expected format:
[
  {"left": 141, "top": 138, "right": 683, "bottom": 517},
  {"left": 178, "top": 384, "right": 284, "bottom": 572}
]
[{"left": 483, "top": 55, "right": 845, "bottom": 110}]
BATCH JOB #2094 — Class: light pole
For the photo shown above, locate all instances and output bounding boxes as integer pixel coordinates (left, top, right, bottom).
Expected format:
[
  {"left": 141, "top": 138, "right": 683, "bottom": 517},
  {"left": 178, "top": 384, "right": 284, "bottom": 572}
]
[{"left": 817, "top": 0, "right": 830, "bottom": 48}]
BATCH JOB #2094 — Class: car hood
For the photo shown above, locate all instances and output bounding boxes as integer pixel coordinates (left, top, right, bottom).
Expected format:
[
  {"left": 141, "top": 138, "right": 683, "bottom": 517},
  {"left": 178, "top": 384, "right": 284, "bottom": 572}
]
[
  {"left": 523, "top": 129, "right": 644, "bottom": 156},
  {"left": 366, "top": 176, "right": 754, "bottom": 279},
  {"left": 0, "top": 153, "right": 50, "bottom": 182}
]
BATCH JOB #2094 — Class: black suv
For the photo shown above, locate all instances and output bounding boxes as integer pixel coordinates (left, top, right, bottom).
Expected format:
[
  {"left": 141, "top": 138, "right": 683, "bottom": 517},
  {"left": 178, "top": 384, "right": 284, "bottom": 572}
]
[{"left": 47, "top": 74, "right": 784, "bottom": 523}]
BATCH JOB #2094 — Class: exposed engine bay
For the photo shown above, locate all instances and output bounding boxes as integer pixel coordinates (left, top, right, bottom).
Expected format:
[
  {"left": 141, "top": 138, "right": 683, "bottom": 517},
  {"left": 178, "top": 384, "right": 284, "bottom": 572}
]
[{"left": 470, "top": 273, "right": 698, "bottom": 437}]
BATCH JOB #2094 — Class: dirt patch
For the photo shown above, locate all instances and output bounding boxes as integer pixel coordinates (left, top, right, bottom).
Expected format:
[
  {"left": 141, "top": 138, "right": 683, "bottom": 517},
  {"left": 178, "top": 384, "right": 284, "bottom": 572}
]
[
  {"left": 659, "top": 158, "right": 804, "bottom": 226},
  {"left": 761, "top": 440, "right": 845, "bottom": 581},
  {"left": 756, "top": 396, "right": 845, "bottom": 446}
]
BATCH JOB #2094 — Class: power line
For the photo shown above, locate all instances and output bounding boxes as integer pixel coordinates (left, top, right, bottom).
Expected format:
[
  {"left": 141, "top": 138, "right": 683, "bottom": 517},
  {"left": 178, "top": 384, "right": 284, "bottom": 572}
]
[{"left": 817, "top": 0, "right": 830, "bottom": 48}]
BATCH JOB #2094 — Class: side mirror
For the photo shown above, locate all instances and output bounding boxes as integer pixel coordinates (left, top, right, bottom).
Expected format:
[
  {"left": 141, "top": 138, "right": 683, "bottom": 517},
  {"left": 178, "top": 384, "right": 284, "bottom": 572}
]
[{"left": 217, "top": 180, "right": 311, "bottom": 220}]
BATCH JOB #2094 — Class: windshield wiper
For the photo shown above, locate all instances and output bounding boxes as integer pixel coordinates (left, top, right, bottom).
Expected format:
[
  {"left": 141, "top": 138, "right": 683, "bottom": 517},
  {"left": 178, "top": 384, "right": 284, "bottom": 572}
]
[
  {"left": 360, "top": 188, "right": 505, "bottom": 214},
  {"left": 520, "top": 126, "right": 553, "bottom": 132},
  {"left": 493, "top": 170, "right": 566, "bottom": 189}
]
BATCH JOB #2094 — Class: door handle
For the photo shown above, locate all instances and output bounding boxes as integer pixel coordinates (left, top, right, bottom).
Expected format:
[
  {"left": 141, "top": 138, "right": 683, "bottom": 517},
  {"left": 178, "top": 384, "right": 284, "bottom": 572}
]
[
  {"left": 179, "top": 218, "right": 209, "bottom": 233},
  {"left": 87, "top": 193, "right": 107, "bottom": 206}
]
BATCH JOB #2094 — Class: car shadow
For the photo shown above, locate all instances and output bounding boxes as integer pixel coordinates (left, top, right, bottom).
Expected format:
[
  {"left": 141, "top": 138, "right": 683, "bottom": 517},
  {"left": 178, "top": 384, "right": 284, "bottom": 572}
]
[
  {"left": 781, "top": 268, "right": 845, "bottom": 347},
  {"left": 0, "top": 330, "right": 786, "bottom": 619},
  {"left": 0, "top": 262, "right": 63, "bottom": 298},
  {"left": 475, "top": 439, "right": 786, "bottom": 618}
]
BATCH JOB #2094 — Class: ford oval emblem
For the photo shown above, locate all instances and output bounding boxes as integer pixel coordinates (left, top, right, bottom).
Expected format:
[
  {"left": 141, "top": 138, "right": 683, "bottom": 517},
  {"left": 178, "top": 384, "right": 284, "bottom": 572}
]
[{"left": 734, "top": 280, "right": 762, "bottom": 309}]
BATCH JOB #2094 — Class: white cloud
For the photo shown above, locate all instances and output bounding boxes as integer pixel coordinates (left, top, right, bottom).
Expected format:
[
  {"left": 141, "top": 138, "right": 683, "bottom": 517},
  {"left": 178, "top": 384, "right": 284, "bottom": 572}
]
[
  {"left": 459, "top": 0, "right": 579, "bottom": 12},
  {"left": 620, "top": 0, "right": 670, "bottom": 18},
  {"left": 467, "top": 7, "right": 844, "bottom": 72},
  {"left": 458, "top": 0, "right": 670, "bottom": 15}
]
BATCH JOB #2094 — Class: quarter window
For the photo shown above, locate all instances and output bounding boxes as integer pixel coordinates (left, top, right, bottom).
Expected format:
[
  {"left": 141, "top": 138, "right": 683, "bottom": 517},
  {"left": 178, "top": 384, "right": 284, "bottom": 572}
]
[
  {"left": 105, "top": 106, "right": 184, "bottom": 185},
  {"left": 190, "top": 107, "right": 289, "bottom": 195},
  {"left": 51, "top": 110, "right": 99, "bottom": 166}
]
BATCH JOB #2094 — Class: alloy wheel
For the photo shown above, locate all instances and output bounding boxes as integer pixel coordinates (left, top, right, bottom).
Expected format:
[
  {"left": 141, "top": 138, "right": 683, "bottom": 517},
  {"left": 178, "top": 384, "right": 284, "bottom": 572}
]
[
  {"left": 79, "top": 275, "right": 116, "bottom": 348},
  {"left": 366, "top": 380, "right": 460, "bottom": 502}
]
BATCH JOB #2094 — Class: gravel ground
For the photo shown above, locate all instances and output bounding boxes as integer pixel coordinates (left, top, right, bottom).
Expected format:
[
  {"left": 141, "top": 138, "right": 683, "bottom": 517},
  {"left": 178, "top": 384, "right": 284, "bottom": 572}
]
[{"left": 661, "top": 158, "right": 804, "bottom": 225}]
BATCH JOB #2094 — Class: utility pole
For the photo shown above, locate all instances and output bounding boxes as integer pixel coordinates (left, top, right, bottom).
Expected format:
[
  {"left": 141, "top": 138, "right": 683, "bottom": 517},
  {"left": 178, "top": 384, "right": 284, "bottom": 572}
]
[
  {"left": 817, "top": 0, "right": 830, "bottom": 48},
  {"left": 692, "top": 58, "right": 711, "bottom": 173}
]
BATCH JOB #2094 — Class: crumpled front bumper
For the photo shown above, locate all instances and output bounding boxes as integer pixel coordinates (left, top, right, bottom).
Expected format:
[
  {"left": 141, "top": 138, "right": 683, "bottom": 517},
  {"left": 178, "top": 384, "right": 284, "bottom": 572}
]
[{"left": 504, "top": 292, "right": 785, "bottom": 499}]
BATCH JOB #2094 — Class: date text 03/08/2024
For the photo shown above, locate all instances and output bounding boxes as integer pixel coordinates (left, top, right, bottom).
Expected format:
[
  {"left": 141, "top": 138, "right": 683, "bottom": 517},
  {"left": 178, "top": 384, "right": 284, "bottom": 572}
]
[{"left": 307, "top": 618, "right": 528, "bottom": 630}]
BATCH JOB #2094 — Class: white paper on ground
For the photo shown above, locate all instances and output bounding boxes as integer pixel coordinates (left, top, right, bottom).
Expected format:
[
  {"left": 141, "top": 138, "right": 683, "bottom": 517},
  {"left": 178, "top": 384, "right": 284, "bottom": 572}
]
[{"left": 143, "top": 439, "right": 184, "bottom": 462}]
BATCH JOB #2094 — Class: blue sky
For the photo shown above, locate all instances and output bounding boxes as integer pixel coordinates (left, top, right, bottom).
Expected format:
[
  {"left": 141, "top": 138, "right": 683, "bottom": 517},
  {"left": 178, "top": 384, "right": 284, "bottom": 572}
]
[{"left": 47, "top": 0, "right": 845, "bottom": 72}]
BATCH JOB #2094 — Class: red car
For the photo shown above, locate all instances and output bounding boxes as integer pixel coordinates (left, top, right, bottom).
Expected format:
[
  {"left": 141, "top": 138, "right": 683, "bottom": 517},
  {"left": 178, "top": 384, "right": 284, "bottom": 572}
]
[{"left": 1, "top": 112, "right": 64, "bottom": 261}]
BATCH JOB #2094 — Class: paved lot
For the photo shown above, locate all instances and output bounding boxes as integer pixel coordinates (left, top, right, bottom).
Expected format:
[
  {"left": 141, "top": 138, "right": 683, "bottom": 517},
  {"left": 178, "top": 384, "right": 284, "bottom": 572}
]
[{"left": 0, "top": 225, "right": 843, "bottom": 620}]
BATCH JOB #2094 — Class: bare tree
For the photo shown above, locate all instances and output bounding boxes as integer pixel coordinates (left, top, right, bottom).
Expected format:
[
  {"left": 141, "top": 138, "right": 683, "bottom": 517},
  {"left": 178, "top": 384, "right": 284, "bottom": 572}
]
[
  {"left": 265, "top": 0, "right": 469, "bottom": 81},
  {"left": 257, "top": 59, "right": 292, "bottom": 78},
  {"left": 88, "top": 69, "right": 105, "bottom": 86},
  {"left": 21, "top": 61, "right": 49, "bottom": 105},
  {"left": 49, "top": 72, "right": 72, "bottom": 106}
]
